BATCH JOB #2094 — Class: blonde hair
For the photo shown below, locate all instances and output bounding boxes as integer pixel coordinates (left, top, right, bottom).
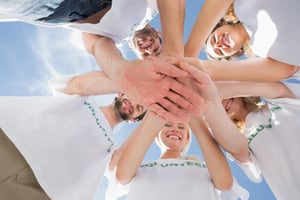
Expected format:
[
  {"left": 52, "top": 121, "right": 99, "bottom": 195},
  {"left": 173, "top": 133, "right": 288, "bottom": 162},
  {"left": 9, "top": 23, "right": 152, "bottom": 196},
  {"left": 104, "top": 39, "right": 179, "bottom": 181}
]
[
  {"left": 155, "top": 124, "right": 192, "bottom": 156},
  {"left": 205, "top": 3, "right": 255, "bottom": 60},
  {"left": 232, "top": 97, "right": 265, "bottom": 131},
  {"left": 130, "top": 24, "right": 160, "bottom": 49}
]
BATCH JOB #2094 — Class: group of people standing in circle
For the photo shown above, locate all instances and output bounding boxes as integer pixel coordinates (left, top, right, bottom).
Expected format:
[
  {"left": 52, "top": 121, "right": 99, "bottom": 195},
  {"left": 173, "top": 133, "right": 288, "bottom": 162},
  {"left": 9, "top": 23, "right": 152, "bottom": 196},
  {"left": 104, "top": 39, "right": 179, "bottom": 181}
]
[{"left": 0, "top": 0, "right": 300, "bottom": 199}]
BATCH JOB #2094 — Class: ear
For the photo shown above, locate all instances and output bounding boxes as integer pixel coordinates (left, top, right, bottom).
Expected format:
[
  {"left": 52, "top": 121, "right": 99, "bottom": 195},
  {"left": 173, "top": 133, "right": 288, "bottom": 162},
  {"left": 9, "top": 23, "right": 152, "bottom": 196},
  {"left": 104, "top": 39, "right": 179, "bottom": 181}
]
[{"left": 156, "top": 30, "right": 161, "bottom": 37}]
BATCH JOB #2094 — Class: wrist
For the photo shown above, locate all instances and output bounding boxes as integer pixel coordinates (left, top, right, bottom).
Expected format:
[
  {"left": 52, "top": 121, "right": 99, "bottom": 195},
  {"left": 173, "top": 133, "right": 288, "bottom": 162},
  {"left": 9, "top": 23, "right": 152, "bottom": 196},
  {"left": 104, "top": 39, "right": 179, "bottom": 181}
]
[{"left": 203, "top": 100, "right": 225, "bottom": 121}]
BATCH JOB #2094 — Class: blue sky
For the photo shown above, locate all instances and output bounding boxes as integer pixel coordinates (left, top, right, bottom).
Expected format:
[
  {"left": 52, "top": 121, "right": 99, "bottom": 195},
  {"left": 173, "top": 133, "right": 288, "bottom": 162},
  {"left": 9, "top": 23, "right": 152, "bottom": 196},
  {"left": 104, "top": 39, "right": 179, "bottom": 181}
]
[{"left": 0, "top": 0, "right": 276, "bottom": 199}]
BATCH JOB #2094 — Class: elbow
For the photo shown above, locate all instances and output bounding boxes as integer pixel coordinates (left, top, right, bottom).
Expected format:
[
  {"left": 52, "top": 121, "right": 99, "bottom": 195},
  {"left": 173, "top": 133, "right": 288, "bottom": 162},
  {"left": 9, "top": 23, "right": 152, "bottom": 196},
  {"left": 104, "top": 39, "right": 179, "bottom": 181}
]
[
  {"left": 214, "top": 175, "right": 234, "bottom": 191},
  {"left": 115, "top": 169, "right": 133, "bottom": 185},
  {"left": 284, "top": 65, "right": 299, "bottom": 79}
]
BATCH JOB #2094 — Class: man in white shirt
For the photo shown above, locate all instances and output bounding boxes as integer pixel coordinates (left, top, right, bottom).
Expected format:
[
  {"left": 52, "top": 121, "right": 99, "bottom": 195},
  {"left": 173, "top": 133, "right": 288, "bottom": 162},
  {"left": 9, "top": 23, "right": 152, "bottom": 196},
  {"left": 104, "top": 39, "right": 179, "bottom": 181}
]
[
  {"left": 0, "top": 0, "right": 203, "bottom": 123},
  {"left": 0, "top": 75, "right": 146, "bottom": 200}
]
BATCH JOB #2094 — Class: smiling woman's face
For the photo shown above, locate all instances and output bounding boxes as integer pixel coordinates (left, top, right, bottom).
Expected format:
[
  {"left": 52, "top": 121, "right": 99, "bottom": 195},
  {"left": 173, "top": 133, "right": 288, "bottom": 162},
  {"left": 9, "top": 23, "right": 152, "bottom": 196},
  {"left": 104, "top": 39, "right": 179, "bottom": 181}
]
[
  {"left": 159, "top": 122, "right": 190, "bottom": 153},
  {"left": 206, "top": 24, "right": 245, "bottom": 59}
]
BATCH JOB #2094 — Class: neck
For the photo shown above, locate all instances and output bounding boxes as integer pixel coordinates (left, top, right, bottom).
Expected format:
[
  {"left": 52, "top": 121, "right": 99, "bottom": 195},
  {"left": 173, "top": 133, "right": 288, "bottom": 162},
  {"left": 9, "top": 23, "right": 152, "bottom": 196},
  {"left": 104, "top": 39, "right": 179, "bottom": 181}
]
[
  {"left": 100, "top": 104, "right": 123, "bottom": 129},
  {"left": 160, "top": 150, "right": 182, "bottom": 159}
]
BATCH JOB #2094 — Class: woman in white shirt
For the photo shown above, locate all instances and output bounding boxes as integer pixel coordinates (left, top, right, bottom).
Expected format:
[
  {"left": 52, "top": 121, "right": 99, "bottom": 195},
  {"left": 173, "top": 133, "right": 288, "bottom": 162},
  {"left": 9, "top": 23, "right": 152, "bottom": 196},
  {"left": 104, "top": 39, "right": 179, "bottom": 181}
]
[{"left": 106, "top": 112, "right": 249, "bottom": 200}]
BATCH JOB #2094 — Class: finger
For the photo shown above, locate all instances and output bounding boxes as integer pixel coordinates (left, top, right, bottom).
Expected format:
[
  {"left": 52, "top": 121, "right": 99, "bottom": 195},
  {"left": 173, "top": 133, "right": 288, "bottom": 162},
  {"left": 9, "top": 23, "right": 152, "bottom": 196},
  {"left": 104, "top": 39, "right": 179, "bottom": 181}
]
[
  {"left": 148, "top": 103, "right": 190, "bottom": 123},
  {"left": 154, "top": 59, "right": 189, "bottom": 78},
  {"left": 182, "top": 64, "right": 212, "bottom": 84},
  {"left": 168, "top": 78, "right": 204, "bottom": 108},
  {"left": 167, "top": 89, "right": 202, "bottom": 116}
]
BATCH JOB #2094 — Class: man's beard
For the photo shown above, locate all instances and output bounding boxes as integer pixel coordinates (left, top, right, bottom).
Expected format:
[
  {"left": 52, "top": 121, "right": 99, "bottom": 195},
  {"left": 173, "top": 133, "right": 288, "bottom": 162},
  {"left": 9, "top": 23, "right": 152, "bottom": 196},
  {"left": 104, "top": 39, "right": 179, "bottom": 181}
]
[{"left": 114, "top": 97, "right": 131, "bottom": 121}]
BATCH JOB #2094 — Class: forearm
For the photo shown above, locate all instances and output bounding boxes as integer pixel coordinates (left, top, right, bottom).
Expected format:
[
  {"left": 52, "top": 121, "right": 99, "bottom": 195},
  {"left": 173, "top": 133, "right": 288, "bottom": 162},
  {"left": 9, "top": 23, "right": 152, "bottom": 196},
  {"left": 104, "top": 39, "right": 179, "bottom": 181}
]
[
  {"left": 215, "top": 81, "right": 296, "bottom": 99},
  {"left": 157, "top": 0, "right": 185, "bottom": 56},
  {"left": 116, "top": 113, "right": 163, "bottom": 184},
  {"left": 202, "top": 58, "right": 298, "bottom": 81},
  {"left": 184, "top": 0, "right": 233, "bottom": 57},
  {"left": 203, "top": 102, "right": 250, "bottom": 163},
  {"left": 91, "top": 36, "right": 130, "bottom": 83},
  {"left": 189, "top": 117, "right": 233, "bottom": 191},
  {"left": 64, "top": 71, "right": 120, "bottom": 95}
]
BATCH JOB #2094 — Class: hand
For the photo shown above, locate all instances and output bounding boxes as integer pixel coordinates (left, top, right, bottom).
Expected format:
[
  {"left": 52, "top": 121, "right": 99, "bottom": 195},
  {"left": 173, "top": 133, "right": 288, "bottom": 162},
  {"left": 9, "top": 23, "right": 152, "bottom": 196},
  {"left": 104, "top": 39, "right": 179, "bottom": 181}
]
[
  {"left": 177, "top": 68, "right": 221, "bottom": 115},
  {"left": 114, "top": 57, "right": 203, "bottom": 122}
]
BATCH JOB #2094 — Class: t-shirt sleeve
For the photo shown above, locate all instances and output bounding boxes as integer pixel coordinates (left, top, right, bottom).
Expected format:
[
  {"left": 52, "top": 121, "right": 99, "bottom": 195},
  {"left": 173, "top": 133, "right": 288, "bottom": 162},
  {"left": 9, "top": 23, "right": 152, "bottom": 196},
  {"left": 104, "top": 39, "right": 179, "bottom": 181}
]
[
  {"left": 219, "top": 177, "right": 250, "bottom": 200},
  {"left": 105, "top": 164, "right": 132, "bottom": 200},
  {"left": 226, "top": 152, "right": 262, "bottom": 183},
  {"left": 48, "top": 74, "right": 79, "bottom": 96}
]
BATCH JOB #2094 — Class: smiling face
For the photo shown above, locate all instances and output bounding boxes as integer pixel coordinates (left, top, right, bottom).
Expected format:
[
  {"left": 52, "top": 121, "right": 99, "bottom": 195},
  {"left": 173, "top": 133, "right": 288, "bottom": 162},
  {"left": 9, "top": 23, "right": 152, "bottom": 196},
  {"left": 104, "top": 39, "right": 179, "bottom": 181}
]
[
  {"left": 131, "top": 25, "right": 162, "bottom": 59},
  {"left": 114, "top": 94, "right": 146, "bottom": 121},
  {"left": 221, "top": 97, "right": 249, "bottom": 123},
  {"left": 157, "top": 121, "right": 191, "bottom": 154},
  {"left": 206, "top": 24, "right": 247, "bottom": 59}
]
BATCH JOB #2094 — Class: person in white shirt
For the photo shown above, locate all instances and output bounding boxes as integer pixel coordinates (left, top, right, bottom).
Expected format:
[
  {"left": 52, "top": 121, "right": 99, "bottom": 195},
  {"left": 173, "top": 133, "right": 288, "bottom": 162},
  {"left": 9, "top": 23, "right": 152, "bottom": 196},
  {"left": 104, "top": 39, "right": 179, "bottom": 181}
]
[
  {"left": 0, "top": 74, "right": 146, "bottom": 200},
  {"left": 107, "top": 99, "right": 249, "bottom": 199},
  {"left": 1, "top": 0, "right": 204, "bottom": 123},
  {"left": 182, "top": 0, "right": 299, "bottom": 83}
]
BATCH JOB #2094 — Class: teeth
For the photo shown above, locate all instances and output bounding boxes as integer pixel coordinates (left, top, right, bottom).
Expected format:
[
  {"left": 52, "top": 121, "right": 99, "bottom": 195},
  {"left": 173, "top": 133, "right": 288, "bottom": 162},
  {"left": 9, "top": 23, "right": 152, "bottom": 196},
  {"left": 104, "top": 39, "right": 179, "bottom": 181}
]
[
  {"left": 167, "top": 135, "right": 181, "bottom": 140},
  {"left": 226, "top": 99, "right": 233, "bottom": 111}
]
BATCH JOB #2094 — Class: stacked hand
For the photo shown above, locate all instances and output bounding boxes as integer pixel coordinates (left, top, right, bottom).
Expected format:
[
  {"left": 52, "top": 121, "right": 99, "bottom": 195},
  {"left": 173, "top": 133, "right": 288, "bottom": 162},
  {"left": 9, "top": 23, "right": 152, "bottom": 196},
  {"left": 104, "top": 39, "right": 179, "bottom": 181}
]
[{"left": 113, "top": 56, "right": 204, "bottom": 122}]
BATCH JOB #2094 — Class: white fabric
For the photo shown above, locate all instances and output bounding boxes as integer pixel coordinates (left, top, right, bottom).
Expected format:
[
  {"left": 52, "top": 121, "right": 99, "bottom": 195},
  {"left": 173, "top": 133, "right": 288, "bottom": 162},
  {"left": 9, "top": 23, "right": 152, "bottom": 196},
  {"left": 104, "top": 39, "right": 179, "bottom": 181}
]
[
  {"left": 235, "top": 0, "right": 300, "bottom": 66},
  {"left": 67, "top": 0, "right": 157, "bottom": 44},
  {"left": 107, "top": 159, "right": 248, "bottom": 200},
  {"left": 0, "top": 77, "right": 116, "bottom": 200},
  {"left": 5, "top": 0, "right": 158, "bottom": 44},
  {"left": 240, "top": 95, "right": 300, "bottom": 200}
]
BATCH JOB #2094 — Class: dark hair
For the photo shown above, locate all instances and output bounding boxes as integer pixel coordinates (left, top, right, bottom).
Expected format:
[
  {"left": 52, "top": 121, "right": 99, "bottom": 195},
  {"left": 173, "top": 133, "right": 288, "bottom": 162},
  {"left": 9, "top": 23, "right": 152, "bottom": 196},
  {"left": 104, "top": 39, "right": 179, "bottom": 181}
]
[{"left": 132, "top": 111, "right": 147, "bottom": 122}]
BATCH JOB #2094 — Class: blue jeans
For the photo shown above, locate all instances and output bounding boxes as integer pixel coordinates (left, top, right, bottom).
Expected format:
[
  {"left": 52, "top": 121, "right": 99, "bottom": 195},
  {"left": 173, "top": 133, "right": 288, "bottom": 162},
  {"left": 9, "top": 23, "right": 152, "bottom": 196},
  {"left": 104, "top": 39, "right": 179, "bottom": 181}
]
[{"left": 36, "top": 0, "right": 111, "bottom": 23}]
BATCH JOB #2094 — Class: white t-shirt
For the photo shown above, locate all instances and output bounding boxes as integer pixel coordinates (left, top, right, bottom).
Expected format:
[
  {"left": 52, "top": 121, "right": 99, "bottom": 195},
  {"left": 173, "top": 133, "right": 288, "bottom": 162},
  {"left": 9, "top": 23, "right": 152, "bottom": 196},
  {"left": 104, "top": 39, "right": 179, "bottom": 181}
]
[
  {"left": 235, "top": 0, "right": 300, "bottom": 66},
  {"left": 0, "top": 78, "right": 116, "bottom": 200},
  {"left": 106, "top": 159, "right": 249, "bottom": 200},
  {"left": 0, "top": 0, "right": 158, "bottom": 44},
  {"left": 232, "top": 79, "right": 300, "bottom": 200}
]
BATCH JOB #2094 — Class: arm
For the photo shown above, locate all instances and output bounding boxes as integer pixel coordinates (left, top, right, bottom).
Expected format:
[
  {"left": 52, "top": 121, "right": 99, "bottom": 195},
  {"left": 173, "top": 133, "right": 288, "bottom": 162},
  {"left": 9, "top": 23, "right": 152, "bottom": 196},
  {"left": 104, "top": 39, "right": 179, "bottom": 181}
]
[
  {"left": 184, "top": 0, "right": 233, "bottom": 57},
  {"left": 64, "top": 71, "right": 120, "bottom": 95},
  {"left": 82, "top": 33, "right": 204, "bottom": 122},
  {"left": 116, "top": 113, "right": 164, "bottom": 184},
  {"left": 157, "top": 0, "right": 185, "bottom": 57},
  {"left": 189, "top": 117, "right": 233, "bottom": 191},
  {"left": 184, "top": 69, "right": 250, "bottom": 162},
  {"left": 184, "top": 57, "right": 298, "bottom": 82},
  {"left": 215, "top": 81, "right": 296, "bottom": 99}
]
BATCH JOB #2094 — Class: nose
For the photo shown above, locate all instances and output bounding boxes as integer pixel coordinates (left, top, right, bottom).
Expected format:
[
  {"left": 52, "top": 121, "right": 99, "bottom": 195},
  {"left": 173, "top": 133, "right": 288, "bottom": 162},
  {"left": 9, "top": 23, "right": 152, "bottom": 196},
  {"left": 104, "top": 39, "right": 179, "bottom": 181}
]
[
  {"left": 171, "top": 128, "right": 180, "bottom": 133},
  {"left": 215, "top": 37, "right": 224, "bottom": 48}
]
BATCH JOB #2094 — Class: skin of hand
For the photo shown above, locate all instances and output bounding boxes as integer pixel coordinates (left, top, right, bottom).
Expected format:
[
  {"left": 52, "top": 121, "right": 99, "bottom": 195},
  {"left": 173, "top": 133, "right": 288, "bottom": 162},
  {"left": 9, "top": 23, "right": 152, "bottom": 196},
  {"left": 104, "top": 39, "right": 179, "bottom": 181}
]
[
  {"left": 63, "top": 71, "right": 120, "bottom": 96},
  {"left": 116, "top": 112, "right": 164, "bottom": 184},
  {"left": 157, "top": 0, "right": 185, "bottom": 57},
  {"left": 82, "top": 33, "right": 204, "bottom": 122},
  {"left": 189, "top": 69, "right": 250, "bottom": 162},
  {"left": 177, "top": 68, "right": 250, "bottom": 162},
  {"left": 189, "top": 117, "right": 233, "bottom": 191},
  {"left": 184, "top": 0, "right": 234, "bottom": 57},
  {"left": 215, "top": 81, "right": 296, "bottom": 99},
  {"left": 183, "top": 57, "right": 298, "bottom": 82}
]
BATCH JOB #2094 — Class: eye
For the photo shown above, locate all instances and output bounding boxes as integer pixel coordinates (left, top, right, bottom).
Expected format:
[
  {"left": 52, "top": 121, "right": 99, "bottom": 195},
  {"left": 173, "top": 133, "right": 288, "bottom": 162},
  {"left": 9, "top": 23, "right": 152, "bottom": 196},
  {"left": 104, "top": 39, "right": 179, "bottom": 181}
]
[
  {"left": 165, "top": 122, "right": 173, "bottom": 127},
  {"left": 142, "top": 52, "right": 149, "bottom": 57},
  {"left": 178, "top": 126, "right": 186, "bottom": 130}
]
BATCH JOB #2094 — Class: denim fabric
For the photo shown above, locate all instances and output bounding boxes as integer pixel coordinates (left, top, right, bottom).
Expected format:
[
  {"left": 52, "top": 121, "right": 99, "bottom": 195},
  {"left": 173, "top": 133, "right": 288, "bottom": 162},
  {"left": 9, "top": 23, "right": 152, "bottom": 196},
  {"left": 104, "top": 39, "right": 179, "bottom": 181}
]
[{"left": 37, "top": 0, "right": 112, "bottom": 23}]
